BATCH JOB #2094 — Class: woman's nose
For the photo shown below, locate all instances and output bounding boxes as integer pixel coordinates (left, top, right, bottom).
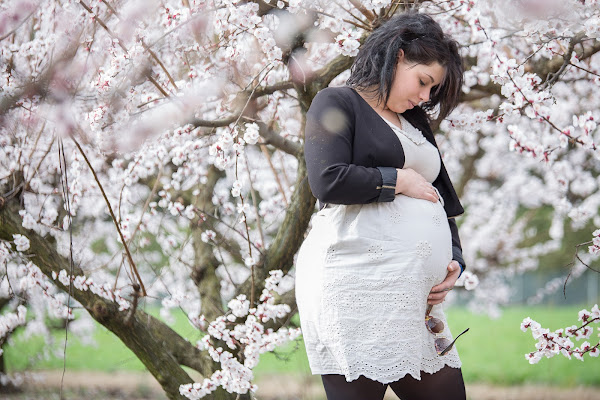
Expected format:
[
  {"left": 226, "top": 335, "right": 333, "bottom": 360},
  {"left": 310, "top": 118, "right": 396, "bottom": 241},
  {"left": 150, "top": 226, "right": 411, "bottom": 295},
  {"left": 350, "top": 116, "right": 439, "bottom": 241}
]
[{"left": 420, "top": 88, "right": 431, "bottom": 102}]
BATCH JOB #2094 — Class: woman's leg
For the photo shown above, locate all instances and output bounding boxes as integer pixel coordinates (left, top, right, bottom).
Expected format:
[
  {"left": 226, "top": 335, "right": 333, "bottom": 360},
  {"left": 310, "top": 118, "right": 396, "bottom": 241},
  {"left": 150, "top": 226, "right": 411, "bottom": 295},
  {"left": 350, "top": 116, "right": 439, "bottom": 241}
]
[
  {"left": 387, "top": 366, "right": 466, "bottom": 400},
  {"left": 321, "top": 374, "right": 388, "bottom": 400}
]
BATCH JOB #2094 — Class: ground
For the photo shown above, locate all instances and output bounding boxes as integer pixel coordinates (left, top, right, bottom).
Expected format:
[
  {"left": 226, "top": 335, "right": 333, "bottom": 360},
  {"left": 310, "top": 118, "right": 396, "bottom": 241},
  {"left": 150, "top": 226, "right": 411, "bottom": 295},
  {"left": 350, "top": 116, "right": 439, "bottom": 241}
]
[{"left": 2, "top": 371, "right": 600, "bottom": 400}]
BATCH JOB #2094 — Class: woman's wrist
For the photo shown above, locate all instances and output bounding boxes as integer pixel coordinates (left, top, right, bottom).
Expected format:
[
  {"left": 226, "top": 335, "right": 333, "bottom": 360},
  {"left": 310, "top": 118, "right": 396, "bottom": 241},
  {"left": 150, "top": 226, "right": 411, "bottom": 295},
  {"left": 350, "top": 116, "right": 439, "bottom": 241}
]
[{"left": 395, "top": 168, "right": 405, "bottom": 194}]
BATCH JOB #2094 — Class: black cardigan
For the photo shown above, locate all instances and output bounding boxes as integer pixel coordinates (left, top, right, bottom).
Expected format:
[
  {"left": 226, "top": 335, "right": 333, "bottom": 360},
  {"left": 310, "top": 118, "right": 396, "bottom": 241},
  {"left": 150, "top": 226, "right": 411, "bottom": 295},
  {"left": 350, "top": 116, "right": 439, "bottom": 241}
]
[{"left": 304, "top": 86, "right": 466, "bottom": 269}]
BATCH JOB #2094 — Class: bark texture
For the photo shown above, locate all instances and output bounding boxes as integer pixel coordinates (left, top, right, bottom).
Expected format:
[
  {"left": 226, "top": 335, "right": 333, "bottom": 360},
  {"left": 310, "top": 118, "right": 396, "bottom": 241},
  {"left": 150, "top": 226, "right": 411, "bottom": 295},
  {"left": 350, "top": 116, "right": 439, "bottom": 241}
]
[{"left": 0, "top": 200, "right": 216, "bottom": 400}]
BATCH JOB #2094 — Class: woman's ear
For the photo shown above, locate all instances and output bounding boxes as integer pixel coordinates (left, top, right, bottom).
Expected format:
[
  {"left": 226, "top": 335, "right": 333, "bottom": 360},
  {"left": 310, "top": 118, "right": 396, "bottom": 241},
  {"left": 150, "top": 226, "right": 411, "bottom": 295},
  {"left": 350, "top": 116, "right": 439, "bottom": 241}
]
[{"left": 397, "top": 49, "right": 405, "bottom": 63}]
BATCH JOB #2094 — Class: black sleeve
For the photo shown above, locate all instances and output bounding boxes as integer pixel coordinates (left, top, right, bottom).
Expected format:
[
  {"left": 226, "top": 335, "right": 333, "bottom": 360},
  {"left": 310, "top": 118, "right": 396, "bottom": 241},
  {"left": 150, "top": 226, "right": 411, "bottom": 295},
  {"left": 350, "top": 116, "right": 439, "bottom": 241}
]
[
  {"left": 304, "top": 88, "right": 397, "bottom": 204},
  {"left": 448, "top": 217, "right": 466, "bottom": 271}
]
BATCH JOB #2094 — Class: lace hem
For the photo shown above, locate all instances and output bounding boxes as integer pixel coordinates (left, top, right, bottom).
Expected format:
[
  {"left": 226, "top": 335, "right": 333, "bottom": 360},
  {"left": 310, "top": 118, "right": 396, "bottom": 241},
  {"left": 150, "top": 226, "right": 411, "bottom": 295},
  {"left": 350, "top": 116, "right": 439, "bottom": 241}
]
[
  {"left": 309, "top": 358, "right": 463, "bottom": 384},
  {"left": 303, "top": 273, "right": 462, "bottom": 383}
]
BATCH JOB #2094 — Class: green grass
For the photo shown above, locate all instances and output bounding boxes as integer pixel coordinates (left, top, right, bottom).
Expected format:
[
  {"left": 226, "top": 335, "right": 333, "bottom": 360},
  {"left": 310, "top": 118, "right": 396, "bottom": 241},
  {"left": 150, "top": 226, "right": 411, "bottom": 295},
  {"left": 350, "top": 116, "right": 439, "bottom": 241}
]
[{"left": 5, "top": 305, "right": 599, "bottom": 386}]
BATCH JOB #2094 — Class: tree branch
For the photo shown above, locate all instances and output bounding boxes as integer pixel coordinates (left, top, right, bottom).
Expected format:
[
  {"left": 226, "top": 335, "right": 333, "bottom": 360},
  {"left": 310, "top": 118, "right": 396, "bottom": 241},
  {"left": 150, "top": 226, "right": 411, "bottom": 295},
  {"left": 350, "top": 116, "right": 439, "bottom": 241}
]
[
  {"left": 348, "top": 0, "right": 377, "bottom": 23},
  {"left": 0, "top": 199, "right": 216, "bottom": 399},
  {"left": 542, "top": 32, "right": 586, "bottom": 89},
  {"left": 256, "top": 121, "right": 302, "bottom": 157},
  {"left": 191, "top": 81, "right": 295, "bottom": 129}
]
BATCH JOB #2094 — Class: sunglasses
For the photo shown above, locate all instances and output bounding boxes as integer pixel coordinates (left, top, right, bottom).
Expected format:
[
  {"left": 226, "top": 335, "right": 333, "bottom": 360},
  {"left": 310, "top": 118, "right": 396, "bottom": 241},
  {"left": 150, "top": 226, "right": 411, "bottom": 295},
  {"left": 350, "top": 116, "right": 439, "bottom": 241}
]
[{"left": 425, "top": 304, "right": 469, "bottom": 356}]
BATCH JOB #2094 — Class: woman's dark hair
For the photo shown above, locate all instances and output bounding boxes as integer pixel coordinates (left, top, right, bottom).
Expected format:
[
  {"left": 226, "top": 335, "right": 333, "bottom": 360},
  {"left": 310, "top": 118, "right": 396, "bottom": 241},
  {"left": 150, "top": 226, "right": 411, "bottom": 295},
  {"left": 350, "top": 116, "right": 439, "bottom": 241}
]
[{"left": 346, "top": 12, "right": 464, "bottom": 121}]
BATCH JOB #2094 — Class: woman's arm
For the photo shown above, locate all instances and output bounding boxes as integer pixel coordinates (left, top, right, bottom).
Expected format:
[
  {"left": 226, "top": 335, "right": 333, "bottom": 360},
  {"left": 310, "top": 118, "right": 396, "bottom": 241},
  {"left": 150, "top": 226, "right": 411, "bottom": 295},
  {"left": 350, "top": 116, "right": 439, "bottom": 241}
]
[
  {"left": 304, "top": 88, "right": 397, "bottom": 204},
  {"left": 448, "top": 217, "right": 466, "bottom": 274}
]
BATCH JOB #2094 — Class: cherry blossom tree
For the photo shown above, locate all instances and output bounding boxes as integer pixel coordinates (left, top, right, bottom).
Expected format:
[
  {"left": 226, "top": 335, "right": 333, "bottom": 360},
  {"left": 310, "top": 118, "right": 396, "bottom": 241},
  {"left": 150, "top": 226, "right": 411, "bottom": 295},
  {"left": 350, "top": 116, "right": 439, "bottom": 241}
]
[{"left": 1, "top": 0, "right": 600, "bottom": 398}]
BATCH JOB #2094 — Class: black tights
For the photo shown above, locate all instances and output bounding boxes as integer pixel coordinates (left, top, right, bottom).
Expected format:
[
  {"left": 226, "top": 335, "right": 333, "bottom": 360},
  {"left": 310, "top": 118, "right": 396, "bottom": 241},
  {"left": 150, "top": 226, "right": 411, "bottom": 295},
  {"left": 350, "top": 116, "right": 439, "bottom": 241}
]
[{"left": 321, "top": 366, "right": 466, "bottom": 400}]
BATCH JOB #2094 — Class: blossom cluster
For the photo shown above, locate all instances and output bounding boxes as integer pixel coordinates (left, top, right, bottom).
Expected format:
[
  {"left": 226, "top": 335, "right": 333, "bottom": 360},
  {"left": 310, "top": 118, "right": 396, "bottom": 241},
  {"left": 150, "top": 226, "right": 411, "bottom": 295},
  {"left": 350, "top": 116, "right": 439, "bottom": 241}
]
[
  {"left": 521, "top": 304, "right": 600, "bottom": 363},
  {"left": 6, "top": 260, "right": 73, "bottom": 321},
  {"left": 455, "top": 270, "right": 479, "bottom": 291},
  {"left": 51, "top": 270, "right": 131, "bottom": 311},
  {"left": 179, "top": 270, "right": 301, "bottom": 399},
  {"left": 11, "top": 234, "right": 30, "bottom": 252},
  {"left": 444, "top": 110, "right": 494, "bottom": 132},
  {"left": 0, "top": 305, "right": 27, "bottom": 356},
  {"left": 588, "top": 229, "right": 600, "bottom": 255},
  {"left": 335, "top": 28, "right": 362, "bottom": 57}
]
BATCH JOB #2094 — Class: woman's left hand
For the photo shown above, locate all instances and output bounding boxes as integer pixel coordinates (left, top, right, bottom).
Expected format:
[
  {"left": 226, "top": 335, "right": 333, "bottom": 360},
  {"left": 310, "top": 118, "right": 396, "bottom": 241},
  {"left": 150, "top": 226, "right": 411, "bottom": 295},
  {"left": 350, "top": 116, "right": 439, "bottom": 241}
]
[{"left": 427, "top": 261, "right": 461, "bottom": 305}]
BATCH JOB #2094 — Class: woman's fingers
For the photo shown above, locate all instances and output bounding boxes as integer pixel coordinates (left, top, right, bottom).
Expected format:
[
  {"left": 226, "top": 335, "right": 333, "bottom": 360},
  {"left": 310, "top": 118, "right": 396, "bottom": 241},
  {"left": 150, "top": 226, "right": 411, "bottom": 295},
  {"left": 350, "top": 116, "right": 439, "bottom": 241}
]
[
  {"left": 428, "top": 261, "right": 461, "bottom": 304},
  {"left": 427, "top": 291, "right": 448, "bottom": 304},
  {"left": 396, "top": 168, "right": 431, "bottom": 198},
  {"left": 428, "top": 286, "right": 452, "bottom": 300},
  {"left": 396, "top": 169, "right": 440, "bottom": 202},
  {"left": 427, "top": 187, "right": 439, "bottom": 203},
  {"left": 431, "top": 263, "right": 460, "bottom": 293}
]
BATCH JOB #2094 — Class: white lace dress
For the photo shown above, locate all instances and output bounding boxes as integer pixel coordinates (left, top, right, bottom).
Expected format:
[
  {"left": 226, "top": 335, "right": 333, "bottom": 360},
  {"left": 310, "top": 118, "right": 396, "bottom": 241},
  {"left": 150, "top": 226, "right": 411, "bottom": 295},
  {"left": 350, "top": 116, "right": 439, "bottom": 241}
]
[{"left": 295, "top": 114, "right": 462, "bottom": 383}]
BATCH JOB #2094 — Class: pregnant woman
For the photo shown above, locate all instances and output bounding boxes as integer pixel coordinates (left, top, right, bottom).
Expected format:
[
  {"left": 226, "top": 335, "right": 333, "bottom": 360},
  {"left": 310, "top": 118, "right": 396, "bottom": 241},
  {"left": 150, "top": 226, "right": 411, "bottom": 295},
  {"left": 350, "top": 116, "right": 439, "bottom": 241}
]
[{"left": 295, "top": 11, "right": 468, "bottom": 400}]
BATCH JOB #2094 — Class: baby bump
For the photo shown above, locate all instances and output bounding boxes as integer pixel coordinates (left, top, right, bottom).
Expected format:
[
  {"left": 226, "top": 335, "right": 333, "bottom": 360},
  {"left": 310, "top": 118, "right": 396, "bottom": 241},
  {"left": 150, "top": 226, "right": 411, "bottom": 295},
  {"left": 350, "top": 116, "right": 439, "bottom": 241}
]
[
  {"left": 325, "top": 197, "right": 452, "bottom": 279},
  {"left": 343, "top": 196, "right": 450, "bottom": 242}
]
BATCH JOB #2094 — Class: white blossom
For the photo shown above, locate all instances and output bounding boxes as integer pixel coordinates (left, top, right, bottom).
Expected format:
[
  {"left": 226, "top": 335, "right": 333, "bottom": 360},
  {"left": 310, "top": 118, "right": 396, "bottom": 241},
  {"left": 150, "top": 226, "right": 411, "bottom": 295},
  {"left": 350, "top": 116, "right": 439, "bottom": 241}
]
[
  {"left": 12, "top": 235, "right": 30, "bottom": 252},
  {"left": 243, "top": 123, "right": 260, "bottom": 145}
]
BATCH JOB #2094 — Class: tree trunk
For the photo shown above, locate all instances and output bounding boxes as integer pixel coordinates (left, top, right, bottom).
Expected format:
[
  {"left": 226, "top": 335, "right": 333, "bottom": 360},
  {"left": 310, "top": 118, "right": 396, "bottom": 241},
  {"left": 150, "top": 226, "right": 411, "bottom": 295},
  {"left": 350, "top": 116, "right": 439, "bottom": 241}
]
[
  {"left": 191, "top": 165, "right": 226, "bottom": 323},
  {"left": 0, "top": 200, "right": 204, "bottom": 400}
]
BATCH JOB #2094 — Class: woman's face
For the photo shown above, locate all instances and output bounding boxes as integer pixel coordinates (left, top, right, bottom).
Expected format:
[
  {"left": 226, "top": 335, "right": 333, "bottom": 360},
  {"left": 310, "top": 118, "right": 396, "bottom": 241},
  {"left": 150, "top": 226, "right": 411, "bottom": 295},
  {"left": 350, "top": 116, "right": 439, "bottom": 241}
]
[{"left": 386, "top": 51, "right": 445, "bottom": 114}]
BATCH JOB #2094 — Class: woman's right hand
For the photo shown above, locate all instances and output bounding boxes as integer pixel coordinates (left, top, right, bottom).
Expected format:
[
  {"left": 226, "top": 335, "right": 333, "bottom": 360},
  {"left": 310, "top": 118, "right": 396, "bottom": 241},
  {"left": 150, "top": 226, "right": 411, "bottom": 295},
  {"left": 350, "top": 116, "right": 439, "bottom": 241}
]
[{"left": 395, "top": 168, "right": 439, "bottom": 203}]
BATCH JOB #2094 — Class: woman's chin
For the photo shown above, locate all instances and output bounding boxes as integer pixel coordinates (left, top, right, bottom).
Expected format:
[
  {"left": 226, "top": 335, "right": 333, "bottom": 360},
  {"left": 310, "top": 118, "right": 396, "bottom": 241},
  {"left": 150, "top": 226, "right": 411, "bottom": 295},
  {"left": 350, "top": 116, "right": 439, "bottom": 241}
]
[{"left": 388, "top": 105, "right": 407, "bottom": 114}]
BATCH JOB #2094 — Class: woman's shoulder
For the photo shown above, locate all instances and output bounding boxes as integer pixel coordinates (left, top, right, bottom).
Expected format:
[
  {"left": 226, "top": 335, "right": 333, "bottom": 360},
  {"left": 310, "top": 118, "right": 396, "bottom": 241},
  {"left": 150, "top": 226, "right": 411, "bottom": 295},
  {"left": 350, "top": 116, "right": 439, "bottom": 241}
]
[
  {"left": 309, "top": 86, "right": 357, "bottom": 113},
  {"left": 316, "top": 85, "right": 356, "bottom": 97}
]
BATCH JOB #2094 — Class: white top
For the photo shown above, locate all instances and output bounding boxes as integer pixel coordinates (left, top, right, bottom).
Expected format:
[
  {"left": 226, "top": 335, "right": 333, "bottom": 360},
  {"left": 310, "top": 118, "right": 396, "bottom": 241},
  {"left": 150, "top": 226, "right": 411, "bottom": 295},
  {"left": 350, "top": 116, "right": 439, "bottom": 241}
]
[{"left": 381, "top": 114, "right": 441, "bottom": 183}]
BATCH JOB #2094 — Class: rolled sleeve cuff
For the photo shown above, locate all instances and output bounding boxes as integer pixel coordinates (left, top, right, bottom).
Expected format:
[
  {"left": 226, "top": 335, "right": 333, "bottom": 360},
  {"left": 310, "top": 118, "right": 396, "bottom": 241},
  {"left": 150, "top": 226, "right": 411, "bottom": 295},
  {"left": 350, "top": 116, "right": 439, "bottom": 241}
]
[
  {"left": 376, "top": 167, "right": 397, "bottom": 203},
  {"left": 452, "top": 246, "right": 465, "bottom": 277}
]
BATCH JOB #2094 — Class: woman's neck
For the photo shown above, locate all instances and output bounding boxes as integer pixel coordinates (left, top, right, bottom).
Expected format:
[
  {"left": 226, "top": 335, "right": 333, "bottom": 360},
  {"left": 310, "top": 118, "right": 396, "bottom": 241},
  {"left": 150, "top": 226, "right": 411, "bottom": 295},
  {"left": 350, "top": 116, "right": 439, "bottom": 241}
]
[
  {"left": 354, "top": 87, "right": 403, "bottom": 129},
  {"left": 354, "top": 88, "right": 384, "bottom": 111}
]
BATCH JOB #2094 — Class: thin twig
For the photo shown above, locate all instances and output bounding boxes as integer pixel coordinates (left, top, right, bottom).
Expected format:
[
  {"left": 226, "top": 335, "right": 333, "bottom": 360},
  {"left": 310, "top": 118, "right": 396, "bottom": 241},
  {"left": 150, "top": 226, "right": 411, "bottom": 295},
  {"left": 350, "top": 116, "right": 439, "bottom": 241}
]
[
  {"left": 569, "top": 62, "right": 600, "bottom": 78},
  {"left": 259, "top": 144, "right": 288, "bottom": 206},
  {"left": 112, "top": 167, "right": 163, "bottom": 291},
  {"left": 57, "top": 137, "right": 74, "bottom": 400},
  {"left": 98, "top": 0, "right": 179, "bottom": 90},
  {"left": 193, "top": 206, "right": 264, "bottom": 255},
  {"left": 243, "top": 154, "right": 265, "bottom": 248},
  {"left": 384, "top": 0, "right": 404, "bottom": 18},
  {"left": 69, "top": 133, "right": 147, "bottom": 296},
  {"left": 214, "top": 244, "right": 238, "bottom": 289},
  {"left": 543, "top": 33, "right": 584, "bottom": 89},
  {"left": 562, "top": 240, "right": 598, "bottom": 298},
  {"left": 24, "top": 130, "right": 54, "bottom": 192},
  {"left": 142, "top": 42, "right": 179, "bottom": 90},
  {"left": 78, "top": 0, "right": 172, "bottom": 97}
]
